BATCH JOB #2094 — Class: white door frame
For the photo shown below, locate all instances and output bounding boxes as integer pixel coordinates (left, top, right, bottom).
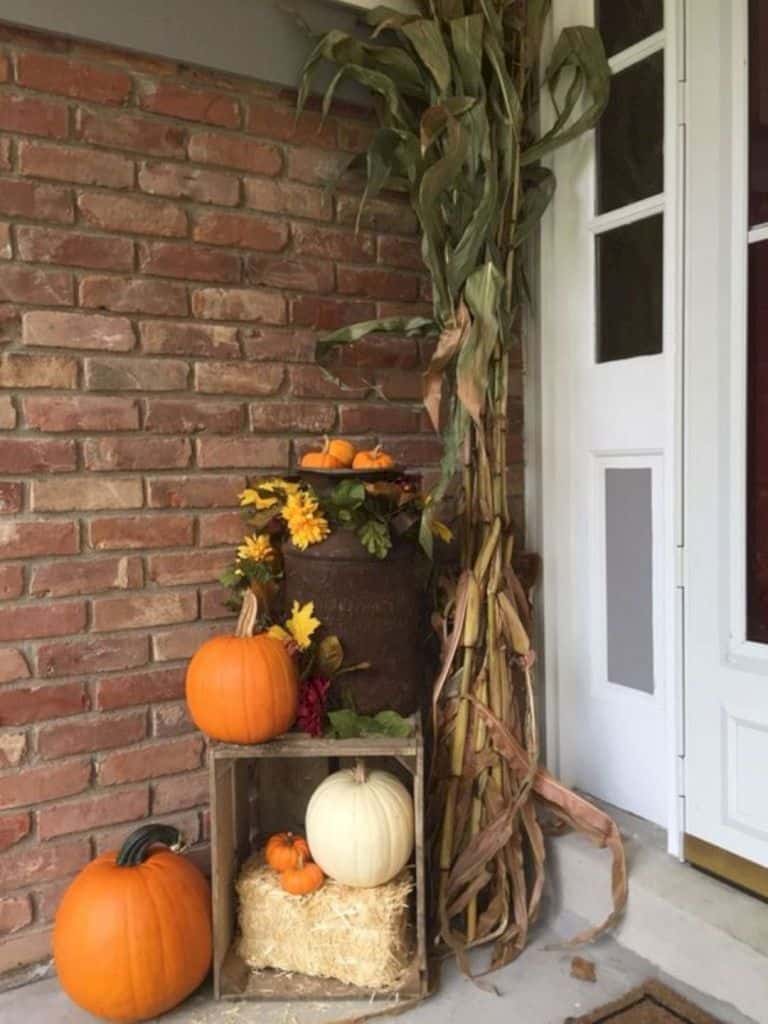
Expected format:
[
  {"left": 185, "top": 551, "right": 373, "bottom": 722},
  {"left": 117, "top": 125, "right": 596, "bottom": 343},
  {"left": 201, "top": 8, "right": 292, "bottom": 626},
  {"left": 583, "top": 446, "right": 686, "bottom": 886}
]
[{"left": 533, "top": 0, "right": 686, "bottom": 855}]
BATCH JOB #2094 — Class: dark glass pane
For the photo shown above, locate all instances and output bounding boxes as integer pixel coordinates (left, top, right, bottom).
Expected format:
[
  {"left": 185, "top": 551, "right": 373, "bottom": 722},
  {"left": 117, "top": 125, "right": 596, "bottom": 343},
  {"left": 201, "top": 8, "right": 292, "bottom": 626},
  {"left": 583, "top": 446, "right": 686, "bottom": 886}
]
[
  {"left": 597, "top": 53, "right": 664, "bottom": 214},
  {"left": 749, "top": 0, "right": 768, "bottom": 225},
  {"left": 596, "top": 0, "right": 663, "bottom": 58},
  {"left": 747, "top": 241, "right": 768, "bottom": 641},
  {"left": 596, "top": 215, "right": 663, "bottom": 363}
]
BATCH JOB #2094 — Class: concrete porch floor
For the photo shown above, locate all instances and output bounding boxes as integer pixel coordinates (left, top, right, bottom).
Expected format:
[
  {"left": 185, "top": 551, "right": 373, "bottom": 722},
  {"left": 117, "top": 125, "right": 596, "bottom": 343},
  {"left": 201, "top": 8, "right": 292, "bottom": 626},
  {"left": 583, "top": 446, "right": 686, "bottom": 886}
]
[{"left": 0, "top": 908, "right": 758, "bottom": 1024}]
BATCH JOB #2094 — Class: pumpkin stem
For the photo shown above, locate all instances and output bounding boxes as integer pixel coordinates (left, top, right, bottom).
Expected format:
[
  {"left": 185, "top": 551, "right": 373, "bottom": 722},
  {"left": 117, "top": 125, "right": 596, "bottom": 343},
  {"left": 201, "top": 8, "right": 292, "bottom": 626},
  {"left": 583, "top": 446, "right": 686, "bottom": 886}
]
[
  {"left": 353, "top": 758, "right": 368, "bottom": 784},
  {"left": 322, "top": 434, "right": 331, "bottom": 454},
  {"left": 116, "top": 824, "right": 183, "bottom": 867},
  {"left": 235, "top": 588, "right": 260, "bottom": 638}
]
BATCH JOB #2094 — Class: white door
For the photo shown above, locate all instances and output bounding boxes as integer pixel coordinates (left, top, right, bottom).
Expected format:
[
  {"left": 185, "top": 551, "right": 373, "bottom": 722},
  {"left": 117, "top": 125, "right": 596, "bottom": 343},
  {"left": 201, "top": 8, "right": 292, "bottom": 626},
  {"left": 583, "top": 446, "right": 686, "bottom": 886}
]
[
  {"left": 685, "top": 0, "right": 768, "bottom": 872},
  {"left": 540, "top": 0, "right": 681, "bottom": 830}
]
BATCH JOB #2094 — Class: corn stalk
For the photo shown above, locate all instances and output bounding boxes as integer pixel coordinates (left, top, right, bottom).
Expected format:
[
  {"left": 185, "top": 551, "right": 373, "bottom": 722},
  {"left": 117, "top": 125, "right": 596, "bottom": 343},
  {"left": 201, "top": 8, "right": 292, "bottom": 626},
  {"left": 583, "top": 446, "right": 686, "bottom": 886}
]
[{"left": 299, "top": 0, "right": 627, "bottom": 973}]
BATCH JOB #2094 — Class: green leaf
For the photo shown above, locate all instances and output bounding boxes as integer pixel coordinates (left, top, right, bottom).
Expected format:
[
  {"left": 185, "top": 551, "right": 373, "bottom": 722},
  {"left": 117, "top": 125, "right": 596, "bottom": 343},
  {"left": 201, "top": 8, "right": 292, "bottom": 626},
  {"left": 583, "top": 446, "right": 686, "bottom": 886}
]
[
  {"left": 402, "top": 18, "right": 453, "bottom": 96},
  {"left": 327, "top": 708, "right": 413, "bottom": 739},
  {"left": 420, "top": 97, "right": 477, "bottom": 152},
  {"left": 316, "top": 635, "right": 344, "bottom": 677},
  {"left": 330, "top": 480, "right": 366, "bottom": 510},
  {"left": 327, "top": 709, "right": 362, "bottom": 739},
  {"left": 449, "top": 14, "right": 484, "bottom": 94},
  {"left": 374, "top": 710, "right": 414, "bottom": 737},
  {"left": 358, "top": 519, "right": 393, "bottom": 559},
  {"left": 513, "top": 166, "right": 556, "bottom": 247},
  {"left": 316, "top": 316, "right": 435, "bottom": 362},
  {"left": 456, "top": 261, "right": 504, "bottom": 423}
]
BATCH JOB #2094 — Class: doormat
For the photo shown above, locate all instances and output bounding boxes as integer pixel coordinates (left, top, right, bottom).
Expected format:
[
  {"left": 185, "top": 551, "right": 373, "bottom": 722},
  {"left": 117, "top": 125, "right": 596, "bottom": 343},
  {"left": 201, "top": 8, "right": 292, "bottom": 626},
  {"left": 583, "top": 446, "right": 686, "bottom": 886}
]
[{"left": 566, "top": 979, "right": 724, "bottom": 1024}]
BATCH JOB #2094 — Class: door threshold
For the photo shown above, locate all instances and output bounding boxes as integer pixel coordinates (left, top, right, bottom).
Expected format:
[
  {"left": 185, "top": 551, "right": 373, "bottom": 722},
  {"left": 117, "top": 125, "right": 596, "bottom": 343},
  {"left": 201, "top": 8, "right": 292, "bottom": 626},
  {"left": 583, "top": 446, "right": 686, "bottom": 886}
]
[{"left": 684, "top": 834, "right": 768, "bottom": 901}]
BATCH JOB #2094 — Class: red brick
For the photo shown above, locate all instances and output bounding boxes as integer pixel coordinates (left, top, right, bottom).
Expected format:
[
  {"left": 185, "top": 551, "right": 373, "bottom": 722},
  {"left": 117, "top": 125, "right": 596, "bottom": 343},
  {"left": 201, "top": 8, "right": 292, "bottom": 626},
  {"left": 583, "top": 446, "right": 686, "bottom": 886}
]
[
  {"left": 152, "top": 770, "right": 209, "bottom": 814},
  {"left": 378, "top": 234, "right": 423, "bottom": 270},
  {"left": 241, "top": 327, "right": 315, "bottom": 362},
  {"left": 0, "top": 681, "right": 87, "bottom": 726},
  {"left": 337, "top": 194, "right": 418, "bottom": 234},
  {"left": 0, "top": 927, "right": 53, "bottom": 972},
  {"left": 75, "top": 108, "right": 185, "bottom": 157},
  {"left": 0, "top": 177, "right": 72, "bottom": 223},
  {"left": 0, "top": 222, "right": 10, "bottom": 259},
  {"left": 93, "top": 808, "right": 199, "bottom": 857},
  {"left": 0, "top": 265, "right": 72, "bottom": 306},
  {"left": 339, "top": 403, "right": 421, "bottom": 434},
  {"left": 19, "top": 141, "right": 134, "bottom": 189},
  {"left": 0, "top": 760, "right": 91, "bottom": 810},
  {"left": 95, "top": 666, "right": 185, "bottom": 711},
  {"left": 0, "top": 732, "right": 26, "bottom": 769},
  {"left": 152, "top": 620, "right": 230, "bottom": 661},
  {"left": 89, "top": 514, "right": 193, "bottom": 551},
  {"left": 0, "top": 601, "right": 86, "bottom": 643},
  {"left": 249, "top": 400, "right": 336, "bottom": 433},
  {"left": 147, "top": 549, "right": 231, "bottom": 587},
  {"left": 0, "top": 837, "right": 89, "bottom": 889},
  {"left": 80, "top": 276, "right": 188, "bottom": 316},
  {"left": 83, "top": 437, "right": 191, "bottom": 471},
  {"left": 331, "top": 334, "right": 420, "bottom": 370},
  {"left": 337, "top": 116, "right": 377, "bottom": 152},
  {"left": 0, "top": 93, "right": 68, "bottom": 139},
  {"left": 140, "top": 321, "right": 239, "bottom": 359},
  {"left": 78, "top": 192, "right": 186, "bottom": 237},
  {"left": 246, "top": 101, "right": 336, "bottom": 145},
  {"left": 245, "top": 256, "right": 333, "bottom": 293},
  {"left": 200, "top": 585, "right": 235, "bottom": 620},
  {"left": 0, "top": 812, "right": 30, "bottom": 852},
  {"left": 0, "top": 483, "right": 21, "bottom": 515},
  {"left": 16, "top": 225, "right": 134, "bottom": 271},
  {"left": 194, "top": 360, "right": 282, "bottom": 395},
  {"left": 0, "top": 564, "right": 24, "bottom": 600},
  {"left": 22, "top": 310, "right": 134, "bottom": 352},
  {"left": 38, "top": 787, "right": 149, "bottom": 841},
  {"left": 38, "top": 711, "right": 147, "bottom": 761},
  {"left": 17, "top": 52, "right": 131, "bottom": 104},
  {"left": 293, "top": 223, "right": 375, "bottom": 262},
  {"left": 286, "top": 147, "right": 352, "bottom": 186},
  {"left": 31, "top": 476, "right": 143, "bottom": 512},
  {"left": 36, "top": 634, "right": 149, "bottom": 679},
  {"left": 289, "top": 364, "right": 370, "bottom": 399},
  {"left": 0, "top": 437, "right": 76, "bottom": 473},
  {"left": 291, "top": 296, "right": 376, "bottom": 331},
  {"left": 24, "top": 395, "right": 139, "bottom": 432},
  {"left": 0, "top": 139, "right": 9, "bottom": 171},
  {"left": 84, "top": 354, "right": 188, "bottom": 390},
  {"left": 144, "top": 398, "right": 242, "bottom": 434},
  {"left": 0, "top": 396, "right": 15, "bottom": 429},
  {"left": 188, "top": 131, "right": 281, "bottom": 175},
  {"left": 0, "top": 895, "right": 32, "bottom": 935},
  {"left": 0, "top": 352, "right": 77, "bottom": 388},
  {"left": 244, "top": 178, "right": 332, "bottom": 221},
  {"left": 30, "top": 555, "right": 142, "bottom": 598},
  {"left": 0, "top": 306, "right": 19, "bottom": 344},
  {"left": 140, "top": 81, "right": 240, "bottom": 127},
  {"left": 147, "top": 474, "right": 245, "bottom": 509},
  {"left": 92, "top": 591, "right": 197, "bottom": 633},
  {"left": 0, "top": 522, "right": 78, "bottom": 560},
  {"left": 193, "top": 210, "right": 289, "bottom": 251},
  {"left": 337, "top": 265, "right": 420, "bottom": 302},
  {"left": 0, "top": 56, "right": 9, "bottom": 82},
  {"left": 191, "top": 287, "right": 285, "bottom": 324},
  {"left": 382, "top": 436, "right": 443, "bottom": 464},
  {"left": 151, "top": 701, "right": 194, "bottom": 737},
  {"left": 138, "top": 161, "right": 239, "bottom": 206},
  {"left": 196, "top": 436, "right": 289, "bottom": 469},
  {"left": 198, "top": 510, "right": 245, "bottom": 546},
  {"left": 34, "top": 881, "right": 69, "bottom": 924},
  {"left": 377, "top": 300, "right": 432, "bottom": 319},
  {"left": 373, "top": 367, "right": 422, "bottom": 400},
  {"left": 99, "top": 735, "right": 203, "bottom": 786},
  {"left": 137, "top": 241, "right": 240, "bottom": 283}
]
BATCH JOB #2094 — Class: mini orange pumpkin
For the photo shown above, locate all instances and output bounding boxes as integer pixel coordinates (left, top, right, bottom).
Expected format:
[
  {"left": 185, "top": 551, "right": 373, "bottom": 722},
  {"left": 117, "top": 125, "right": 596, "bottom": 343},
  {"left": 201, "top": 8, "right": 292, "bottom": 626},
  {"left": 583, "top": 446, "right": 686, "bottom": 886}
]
[
  {"left": 280, "top": 854, "right": 325, "bottom": 895},
  {"left": 300, "top": 437, "right": 344, "bottom": 469},
  {"left": 265, "top": 832, "right": 310, "bottom": 872},
  {"left": 352, "top": 445, "right": 395, "bottom": 470},
  {"left": 54, "top": 824, "right": 212, "bottom": 1023},
  {"left": 325, "top": 437, "right": 356, "bottom": 467},
  {"left": 186, "top": 589, "right": 298, "bottom": 744}
]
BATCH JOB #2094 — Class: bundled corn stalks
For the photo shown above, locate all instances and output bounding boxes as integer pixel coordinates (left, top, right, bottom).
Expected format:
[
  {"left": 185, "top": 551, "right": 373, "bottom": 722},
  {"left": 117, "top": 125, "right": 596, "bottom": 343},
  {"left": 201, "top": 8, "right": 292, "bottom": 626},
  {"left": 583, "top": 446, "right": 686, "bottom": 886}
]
[{"left": 300, "top": 0, "right": 627, "bottom": 973}]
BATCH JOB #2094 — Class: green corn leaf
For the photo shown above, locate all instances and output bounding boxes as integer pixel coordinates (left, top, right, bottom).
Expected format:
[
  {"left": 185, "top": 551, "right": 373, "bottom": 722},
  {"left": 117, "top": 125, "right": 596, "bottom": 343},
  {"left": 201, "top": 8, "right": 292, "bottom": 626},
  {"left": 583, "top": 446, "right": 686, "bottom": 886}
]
[
  {"left": 420, "top": 97, "right": 477, "bottom": 152},
  {"left": 402, "top": 18, "right": 453, "bottom": 95},
  {"left": 513, "top": 165, "right": 556, "bottom": 247},
  {"left": 456, "top": 261, "right": 504, "bottom": 423},
  {"left": 317, "top": 316, "right": 435, "bottom": 363},
  {"left": 449, "top": 14, "right": 484, "bottom": 95}
]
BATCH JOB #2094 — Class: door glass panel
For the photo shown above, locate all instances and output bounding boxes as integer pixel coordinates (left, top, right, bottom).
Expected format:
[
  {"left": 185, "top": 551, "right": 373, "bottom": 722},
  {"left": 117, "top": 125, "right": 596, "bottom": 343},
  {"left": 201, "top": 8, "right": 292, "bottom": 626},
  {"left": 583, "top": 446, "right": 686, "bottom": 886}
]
[
  {"left": 747, "top": 240, "right": 768, "bottom": 642},
  {"left": 749, "top": 0, "right": 768, "bottom": 226},
  {"left": 596, "top": 214, "right": 663, "bottom": 362},
  {"left": 597, "top": 52, "right": 665, "bottom": 214},
  {"left": 596, "top": 0, "right": 663, "bottom": 58},
  {"left": 604, "top": 467, "right": 655, "bottom": 694}
]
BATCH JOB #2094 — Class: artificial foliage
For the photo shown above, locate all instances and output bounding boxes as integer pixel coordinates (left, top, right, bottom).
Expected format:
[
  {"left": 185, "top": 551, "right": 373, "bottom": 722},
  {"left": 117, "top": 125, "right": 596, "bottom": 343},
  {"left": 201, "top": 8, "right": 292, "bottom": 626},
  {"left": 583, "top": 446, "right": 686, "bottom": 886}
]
[{"left": 299, "top": 0, "right": 628, "bottom": 973}]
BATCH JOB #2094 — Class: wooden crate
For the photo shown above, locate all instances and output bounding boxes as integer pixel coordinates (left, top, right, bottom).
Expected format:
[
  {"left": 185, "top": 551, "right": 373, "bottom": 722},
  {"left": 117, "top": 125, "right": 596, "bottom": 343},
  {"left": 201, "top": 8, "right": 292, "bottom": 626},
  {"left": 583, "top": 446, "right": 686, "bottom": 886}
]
[{"left": 209, "top": 723, "right": 428, "bottom": 1002}]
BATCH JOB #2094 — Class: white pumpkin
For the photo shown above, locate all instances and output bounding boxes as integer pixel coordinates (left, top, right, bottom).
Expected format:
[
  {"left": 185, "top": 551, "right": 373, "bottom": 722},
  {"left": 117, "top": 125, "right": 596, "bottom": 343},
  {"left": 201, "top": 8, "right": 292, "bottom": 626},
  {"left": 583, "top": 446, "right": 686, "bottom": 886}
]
[{"left": 305, "top": 760, "right": 414, "bottom": 888}]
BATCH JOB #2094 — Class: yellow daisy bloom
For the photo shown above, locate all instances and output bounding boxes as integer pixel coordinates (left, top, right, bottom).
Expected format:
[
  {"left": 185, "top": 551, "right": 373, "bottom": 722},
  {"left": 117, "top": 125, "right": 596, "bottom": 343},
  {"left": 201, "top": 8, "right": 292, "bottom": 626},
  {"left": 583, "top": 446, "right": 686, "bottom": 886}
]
[
  {"left": 239, "top": 478, "right": 300, "bottom": 510},
  {"left": 239, "top": 488, "right": 278, "bottom": 511},
  {"left": 236, "top": 534, "right": 276, "bottom": 563},
  {"left": 281, "top": 491, "right": 330, "bottom": 550}
]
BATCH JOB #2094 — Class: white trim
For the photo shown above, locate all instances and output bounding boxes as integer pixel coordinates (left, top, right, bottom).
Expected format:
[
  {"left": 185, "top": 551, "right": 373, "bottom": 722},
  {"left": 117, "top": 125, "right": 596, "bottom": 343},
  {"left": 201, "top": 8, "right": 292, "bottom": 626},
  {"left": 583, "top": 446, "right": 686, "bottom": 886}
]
[
  {"left": 590, "top": 193, "right": 665, "bottom": 235},
  {"left": 748, "top": 223, "right": 768, "bottom": 244},
  {"left": 609, "top": 30, "right": 666, "bottom": 75}
]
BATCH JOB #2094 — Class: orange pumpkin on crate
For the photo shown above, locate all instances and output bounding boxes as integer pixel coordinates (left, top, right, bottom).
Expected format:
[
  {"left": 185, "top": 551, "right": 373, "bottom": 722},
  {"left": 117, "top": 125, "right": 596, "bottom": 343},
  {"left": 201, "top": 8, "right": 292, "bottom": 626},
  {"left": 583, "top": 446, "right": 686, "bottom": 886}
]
[
  {"left": 186, "top": 589, "right": 298, "bottom": 744},
  {"left": 265, "top": 832, "right": 310, "bottom": 872},
  {"left": 280, "top": 854, "right": 325, "bottom": 895},
  {"left": 352, "top": 445, "right": 395, "bottom": 470}
]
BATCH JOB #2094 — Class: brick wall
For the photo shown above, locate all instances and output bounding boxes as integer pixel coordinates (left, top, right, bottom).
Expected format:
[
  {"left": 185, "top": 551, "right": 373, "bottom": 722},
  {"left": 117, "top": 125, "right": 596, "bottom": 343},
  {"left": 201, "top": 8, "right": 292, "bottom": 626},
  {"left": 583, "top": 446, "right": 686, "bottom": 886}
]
[{"left": 0, "top": 22, "right": 524, "bottom": 977}]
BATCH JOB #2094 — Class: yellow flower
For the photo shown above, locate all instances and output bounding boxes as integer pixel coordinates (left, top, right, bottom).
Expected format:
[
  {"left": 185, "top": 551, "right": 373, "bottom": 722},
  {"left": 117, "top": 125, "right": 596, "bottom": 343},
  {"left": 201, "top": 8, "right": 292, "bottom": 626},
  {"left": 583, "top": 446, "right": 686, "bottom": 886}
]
[
  {"left": 267, "top": 624, "right": 292, "bottom": 646},
  {"left": 239, "top": 478, "right": 300, "bottom": 510},
  {"left": 431, "top": 520, "right": 453, "bottom": 543},
  {"left": 239, "top": 488, "right": 278, "bottom": 511},
  {"left": 285, "top": 600, "right": 321, "bottom": 650},
  {"left": 282, "top": 491, "right": 330, "bottom": 550},
  {"left": 236, "top": 534, "right": 276, "bottom": 563}
]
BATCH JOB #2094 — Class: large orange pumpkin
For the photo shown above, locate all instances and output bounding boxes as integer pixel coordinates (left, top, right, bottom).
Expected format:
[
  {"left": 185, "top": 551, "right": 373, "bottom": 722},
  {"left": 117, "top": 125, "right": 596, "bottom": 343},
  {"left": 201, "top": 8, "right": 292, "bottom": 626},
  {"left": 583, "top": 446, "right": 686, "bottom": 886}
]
[
  {"left": 186, "top": 588, "right": 298, "bottom": 744},
  {"left": 54, "top": 824, "right": 212, "bottom": 1024}
]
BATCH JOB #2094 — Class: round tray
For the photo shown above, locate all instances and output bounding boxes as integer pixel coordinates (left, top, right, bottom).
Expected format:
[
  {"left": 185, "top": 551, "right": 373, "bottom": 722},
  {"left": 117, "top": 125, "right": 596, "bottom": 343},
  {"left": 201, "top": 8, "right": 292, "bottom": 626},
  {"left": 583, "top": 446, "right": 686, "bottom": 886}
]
[{"left": 297, "top": 465, "right": 406, "bottom": 483}]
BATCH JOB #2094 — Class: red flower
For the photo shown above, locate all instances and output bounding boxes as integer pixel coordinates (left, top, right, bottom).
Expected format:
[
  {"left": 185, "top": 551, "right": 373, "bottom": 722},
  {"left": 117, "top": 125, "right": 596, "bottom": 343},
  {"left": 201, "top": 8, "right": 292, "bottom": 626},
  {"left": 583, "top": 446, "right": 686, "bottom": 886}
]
[{"left": 297, "top": 676, "right": 331, "bottom": 737}]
